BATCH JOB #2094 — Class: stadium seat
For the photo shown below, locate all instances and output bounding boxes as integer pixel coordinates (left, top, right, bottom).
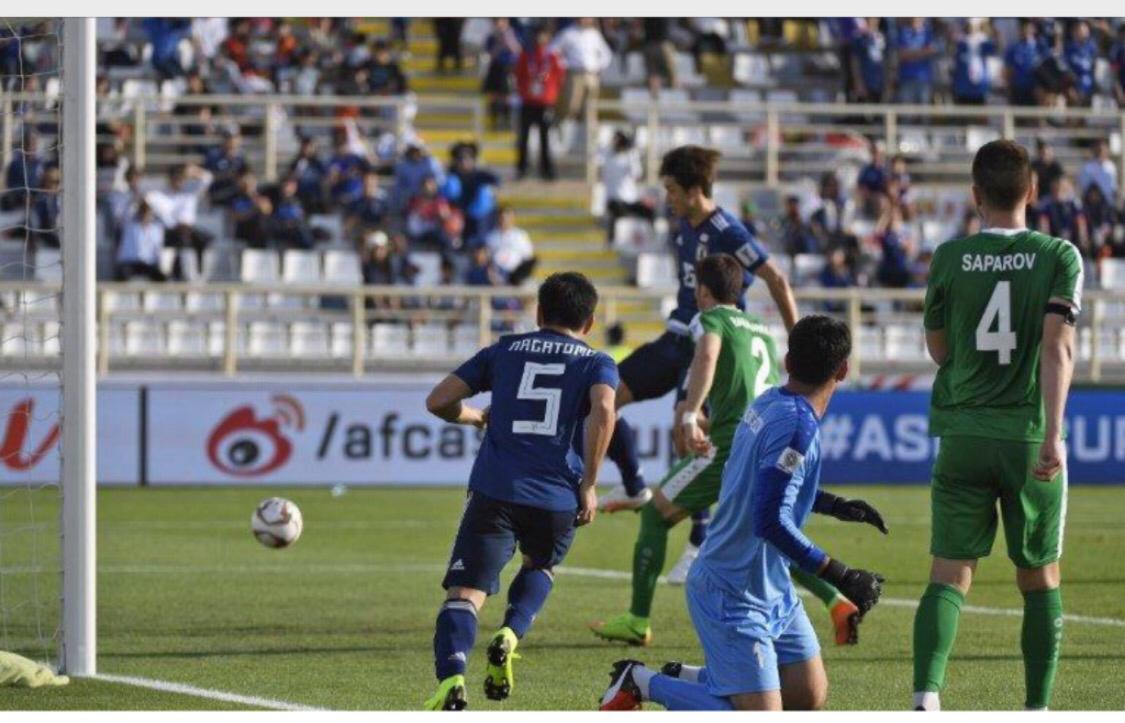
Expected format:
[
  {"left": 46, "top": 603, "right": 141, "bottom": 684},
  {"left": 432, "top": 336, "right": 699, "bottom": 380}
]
[
  {"left": 636, "top": 252, "right": 678, "bottom": 290},
  {"left": 412, "top": 323, "right": 449, "bottom": 357},
  {"left": 793, "top": 254, "right": 826, "bottom": 284},
  {"left": 41, "top": 321, "right": 60, "bottom": 356},
  {"left": 621, "top": 88, "right": 652, "bottom": 124},
  {"left": 103, "top": 290, "right": 142, "bottom": 314},
  {"left": 202, "top": 244, "right": 241, "bottom": 282},
  {"left": 1101, "top": 258, "right": 1125, "bottom": 290},
  {"left": 125, "top": 320, "right": 163, "bottom": 357},
  {"left": 709, "top": 125, "right": 751, "bottom": 155},
  {"left": 34, "top": 249, "right": 62, "bottom": 283},
  {"left": 670, "top": 125, "right": 707, "bottom": 147},
  {"left": 658, "top": 89, "right": 697, "bottom": 123},
  {"left": 885, "top": 324, "right": 924, "bottom": 360},
  {"left": 323, "top": 249, "right": 362, "bottom": 286},
  {"left": 1, "top": 323, "right": 28, "bottom": 356},
  {"left": 290, "top": 321, "right": 330, "bottom": 358},
  {"left": 241, "top": 248, "right": 281, "bottom": 284},
  {"left": 711, "top": 183, "right": 742, "bottom": 213},
  {"left": 275, "top": 249, "right": 321, "bottom": 309},
  {"left": 673, "top": 53, "right": 705, "bottom": 88},
  {"left": 412, "top": 252, "right": 444, "bottom": 287},
  {"left": 310, "top": 214, "right": 344, "bottom": 244},
  {"left": 0, "top": 246, "right": 34, "bottom": 280},
  {"left": 858, "top": 325, "right": 884, "bottom": 362},
  {"left": 185, "top": 291, "right": 224, "bottom": 313},
  {"left": 330, "top": 322, "right": 354, "bottom": 358},
  {"left": 143, "top": 290, "right": 183, "bottom": 313},
  {"left": 195, "top": 212, "right": 225, "bottom": 241},
  {"left": 370, "top": 323, "right": 410, "bottom": 358},
  {"left": 732, "top": 53, "right": 772, "bottom": 87},
  {"left": 166, "top": 320, "right": 207, "bottom": 356},
  {"left": 452, "top": 325, "right": 481, "bottom": 357},
  {"left": 207, "top": 321, "right": 227, "bottom": 357},
  {"left": 247, "top": 321, "right": 287, "bottom": 357}
]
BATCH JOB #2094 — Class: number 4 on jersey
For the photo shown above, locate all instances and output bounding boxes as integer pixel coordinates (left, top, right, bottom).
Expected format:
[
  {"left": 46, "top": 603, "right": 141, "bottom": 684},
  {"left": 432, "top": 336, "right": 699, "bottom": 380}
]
[{"left": 975, "top": 280, "right": 1017, "bottom": 365}]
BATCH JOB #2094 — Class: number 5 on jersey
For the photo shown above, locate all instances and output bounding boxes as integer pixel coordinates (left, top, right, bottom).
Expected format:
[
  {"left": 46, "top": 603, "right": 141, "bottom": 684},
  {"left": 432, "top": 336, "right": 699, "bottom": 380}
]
[
  {"left": 975, "top": 280, "right": 1017, "bottom": 365},
  {"left": 513, "top": 362, "right": 565, "bottom": 435}
]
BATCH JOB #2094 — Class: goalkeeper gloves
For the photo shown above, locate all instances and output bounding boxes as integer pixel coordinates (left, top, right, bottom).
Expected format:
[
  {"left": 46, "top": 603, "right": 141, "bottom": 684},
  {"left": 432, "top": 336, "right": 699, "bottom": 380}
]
[
  {"left": 817, "top": 558, "right": 885, "bottom": 616},
  {"left": 818, "top": 492, "right": 889, "bottom": 534}
]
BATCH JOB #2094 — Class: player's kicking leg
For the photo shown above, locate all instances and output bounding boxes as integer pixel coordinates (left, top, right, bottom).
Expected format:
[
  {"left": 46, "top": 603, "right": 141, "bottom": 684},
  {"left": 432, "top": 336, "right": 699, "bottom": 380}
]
[
  {"left": 426, "top": 492, "right": 515, "bottom": 710},
  {"left": 590, "top": 451, "right": 717, "bottom": 645},
  {"left": 484, "top": 505, "right": 578, "bottom": 701}
]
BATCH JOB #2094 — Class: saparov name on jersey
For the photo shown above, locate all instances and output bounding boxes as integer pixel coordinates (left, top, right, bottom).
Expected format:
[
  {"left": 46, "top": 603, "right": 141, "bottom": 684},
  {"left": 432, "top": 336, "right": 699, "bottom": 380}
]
[{"left": 961, "top": 252, "right": 1036, "bottom": 273}]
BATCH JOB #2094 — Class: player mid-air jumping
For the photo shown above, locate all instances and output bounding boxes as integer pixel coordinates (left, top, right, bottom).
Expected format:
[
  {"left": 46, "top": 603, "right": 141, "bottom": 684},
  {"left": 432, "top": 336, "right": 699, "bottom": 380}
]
[
  {"left": 597, "top": 145, "right": 799, "bottom": 584},
  {"left": 423, "top": 272, "right": 617, "bottom": 711},
  {"left": 912, "top": 140, "right": 1081, "bottom": 711},
  {"left": 598, "top": 315, "right": 886, "bottom": 711}
]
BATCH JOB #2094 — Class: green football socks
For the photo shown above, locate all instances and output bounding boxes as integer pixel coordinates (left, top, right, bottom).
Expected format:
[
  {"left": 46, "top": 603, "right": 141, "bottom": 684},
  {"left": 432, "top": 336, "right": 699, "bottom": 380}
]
[
  {"left": 1022, "top": 587, "right": 1063, "bottom": 710},
  {"left": 912, "top": 583, "right": 965, "bottom": 694},
  {"left": 631, "top": 503, "right": 671, "bottom": 619}
]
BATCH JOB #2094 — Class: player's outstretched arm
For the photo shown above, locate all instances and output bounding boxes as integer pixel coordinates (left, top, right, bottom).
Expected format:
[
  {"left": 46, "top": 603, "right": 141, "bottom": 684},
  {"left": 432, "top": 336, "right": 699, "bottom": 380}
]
[
  {"left": 813, "top": 490, "right": 889, "bottom": 534},
  {"left": 425, "top": 374, "right": 488, "bottom": 428},
  {"left": 1035, "top": 303, "right": 1077, "bottom": 481},
  {"left": 578, "top": 383, "right": 617, "bottom": 526},
  {"left": 677, "top": 330, "right": 721, "bottom": 456},
  {"left": 754, "top": 260, "right": 799, "bottom": 331}
]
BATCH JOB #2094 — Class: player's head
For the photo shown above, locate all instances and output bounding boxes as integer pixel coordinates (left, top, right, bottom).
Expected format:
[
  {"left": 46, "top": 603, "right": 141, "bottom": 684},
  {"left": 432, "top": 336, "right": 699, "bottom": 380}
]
[
  {"left": 607, "top": 322, "right": 625, "bottom": 346},
  {"left": 785, "top": 315, "right": 851, "bottom": 389},
  {"left": 694, "top": 254, "right": 743, "bottom": 311},
  {"left": 971, "top": 140, "right": 1035, "bottom": 215},
  {"left": 538, "top": 272, "right": 598, "bottom": 335},
  {"left": 659, "top": 145, "right": 721, "bottom": 217}
]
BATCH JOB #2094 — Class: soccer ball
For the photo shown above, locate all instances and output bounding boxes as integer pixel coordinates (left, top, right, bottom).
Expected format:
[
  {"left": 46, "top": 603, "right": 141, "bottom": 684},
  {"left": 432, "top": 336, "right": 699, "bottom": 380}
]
[{"left": 251, "top": 497, "right": 303, "bottom": 548}]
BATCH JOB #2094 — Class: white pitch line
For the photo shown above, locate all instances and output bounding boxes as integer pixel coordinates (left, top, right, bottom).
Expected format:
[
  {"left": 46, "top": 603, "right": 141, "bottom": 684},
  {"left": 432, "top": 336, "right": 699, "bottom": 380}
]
[{"left": 92, "top": 674, "right": 325, "bottom": 711}]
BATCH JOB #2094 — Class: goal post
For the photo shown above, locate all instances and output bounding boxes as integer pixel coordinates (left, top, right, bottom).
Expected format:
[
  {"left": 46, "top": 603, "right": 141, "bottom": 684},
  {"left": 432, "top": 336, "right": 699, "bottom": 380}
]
[{"left": 59, "top": 16, "right": 96, "bottom": 676}]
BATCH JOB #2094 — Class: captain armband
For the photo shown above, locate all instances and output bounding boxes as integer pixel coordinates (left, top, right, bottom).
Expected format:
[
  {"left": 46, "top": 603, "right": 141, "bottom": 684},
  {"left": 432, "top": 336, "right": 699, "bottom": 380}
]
[{"left": 1045, "top": 302, "right": 1078, "bottom": 326}]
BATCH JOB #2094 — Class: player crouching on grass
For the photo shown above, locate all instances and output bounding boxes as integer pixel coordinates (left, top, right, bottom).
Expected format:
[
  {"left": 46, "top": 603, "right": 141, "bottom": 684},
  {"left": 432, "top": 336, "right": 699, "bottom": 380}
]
[
  {"left": 590, "top": 255, "right": 885, "bottom": 649},
  {"left": 423, "top": 272, "right": 618, "bottom": 711},
  {"left": 912, "top": 140, "right": 1081, "bottom": 711},
  {"left": 598, "top": 316, "right": 885, "bottom": 711}
]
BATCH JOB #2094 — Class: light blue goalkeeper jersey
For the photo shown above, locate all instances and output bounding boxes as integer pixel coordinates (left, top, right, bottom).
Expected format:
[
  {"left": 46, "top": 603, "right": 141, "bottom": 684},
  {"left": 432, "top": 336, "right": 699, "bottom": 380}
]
[{"left": 694, "top": 386, "right": 827, "bottom": 630}]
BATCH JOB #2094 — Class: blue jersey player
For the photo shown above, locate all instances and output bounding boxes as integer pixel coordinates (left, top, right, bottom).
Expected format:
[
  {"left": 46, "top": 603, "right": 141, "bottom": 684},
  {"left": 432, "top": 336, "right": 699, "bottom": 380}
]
[
  {"left": 599, "top": 146, "right": 799, "bottom": 584},
  {"left": 599, "top": 316, "right": 886, "bottom": 711},
  {"left": 424, "top": 272, "right": 618, "bottom": 711}
]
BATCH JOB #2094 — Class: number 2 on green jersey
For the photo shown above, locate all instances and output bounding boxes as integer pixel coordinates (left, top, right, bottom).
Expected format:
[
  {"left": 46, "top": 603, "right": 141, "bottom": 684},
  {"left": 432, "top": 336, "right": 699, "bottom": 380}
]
[{"left": 975, "top": 280, "right": 1016, "bottom": 365}]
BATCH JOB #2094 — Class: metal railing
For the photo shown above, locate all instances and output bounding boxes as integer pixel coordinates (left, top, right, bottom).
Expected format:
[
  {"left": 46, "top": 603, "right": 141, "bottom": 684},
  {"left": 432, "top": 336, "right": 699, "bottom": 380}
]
[
  {"left": 4, "top": 90, "right": 1121, "bottom": 192},
  {"left": 3, "top": 281, "right": 1123, "bottom": 382}
]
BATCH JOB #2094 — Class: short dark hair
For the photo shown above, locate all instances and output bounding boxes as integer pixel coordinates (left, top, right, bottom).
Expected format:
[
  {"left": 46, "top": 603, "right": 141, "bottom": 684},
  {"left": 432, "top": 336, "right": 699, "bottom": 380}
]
[
  {"left": 607, "top": 322, "right": 625, "bottom": 346},
  {"left": 539, "top": 272, "right": 598, "bottom": 331},
  {"left": 787, "top": 315, "right": 851, "bottom": 386},
  {"left": 695, "top": 254, "right": 743, "bottom": 305},
  {"left": 972, "top": 140, "right": 1032, "bottom": 211},
  {"left": 659, "top": 145, "right": 721, "bottom": 198}
]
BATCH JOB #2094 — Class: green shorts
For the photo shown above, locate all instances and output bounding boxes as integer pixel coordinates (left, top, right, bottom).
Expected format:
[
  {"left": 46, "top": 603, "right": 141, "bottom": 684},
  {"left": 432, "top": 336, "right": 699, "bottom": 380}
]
[
  {"left": 931, "top": 436, "right": 1067, "bottom": 568},
  {"left": 658, "top": 449, "right": 726, "bottom": 514}
]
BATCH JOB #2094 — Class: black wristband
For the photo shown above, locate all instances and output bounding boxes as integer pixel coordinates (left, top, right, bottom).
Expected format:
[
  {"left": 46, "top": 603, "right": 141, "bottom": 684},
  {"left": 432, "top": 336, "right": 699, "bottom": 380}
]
[
  {"left": 818, "top": 557, "right": 849, "bottom": 585},
  {"left": 1045, "top": 302, "right": 1077, "bottom": 326},
  {"left": 814, "top": 491, "right": 842, "bottom": 515}
]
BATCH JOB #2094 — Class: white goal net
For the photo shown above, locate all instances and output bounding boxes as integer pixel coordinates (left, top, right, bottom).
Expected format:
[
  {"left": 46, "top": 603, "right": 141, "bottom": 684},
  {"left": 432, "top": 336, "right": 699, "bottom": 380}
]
[{"left": 1, "top": 17, "right": 95, "bottom": 675}]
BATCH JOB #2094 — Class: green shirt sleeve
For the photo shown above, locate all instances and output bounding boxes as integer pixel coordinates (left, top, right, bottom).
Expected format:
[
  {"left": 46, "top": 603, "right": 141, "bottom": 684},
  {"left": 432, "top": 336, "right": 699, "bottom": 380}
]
[
  {"left": 1049, "top": 240, "right": 1084, "bottom": 311},
  {"left": 690, "top": 310, "right": 722, "bottom": 342},
  {"left": 923, "top": 247, "right": 946, "bottom": 331}
]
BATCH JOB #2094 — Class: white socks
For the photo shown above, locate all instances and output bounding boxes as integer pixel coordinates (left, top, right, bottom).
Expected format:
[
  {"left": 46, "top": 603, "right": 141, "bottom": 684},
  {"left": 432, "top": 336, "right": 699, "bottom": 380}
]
[
  {"left": 677, "top": 664, "right": 704, "bottom": 683},
  {"left": 914, "top": 691, "right": 941, "bottom": 711},
  {"left": 632, "top": 664, "right": 656, "bottom": 700}
]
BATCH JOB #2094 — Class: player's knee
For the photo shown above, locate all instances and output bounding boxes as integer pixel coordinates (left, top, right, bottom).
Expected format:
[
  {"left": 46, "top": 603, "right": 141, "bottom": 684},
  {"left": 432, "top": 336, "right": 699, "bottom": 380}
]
[
  {"left": 930, "top": 557, "right": 976, "bottom": 595},
  {"left": 445, "top": 587, "right": 486, "bottom": 610},
  {"left": 519, "top": 554, "right": 554, "bottom": 574},
  {"left": 1016, "top": 562, "right": 1060, "bottom": 593}
]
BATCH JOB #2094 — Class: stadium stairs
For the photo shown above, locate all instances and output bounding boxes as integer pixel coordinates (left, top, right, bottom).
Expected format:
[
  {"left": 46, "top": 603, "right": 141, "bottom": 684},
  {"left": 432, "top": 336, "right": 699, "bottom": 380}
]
[{"left": 358, "top": 19, "right": 666, "bottom": 344}]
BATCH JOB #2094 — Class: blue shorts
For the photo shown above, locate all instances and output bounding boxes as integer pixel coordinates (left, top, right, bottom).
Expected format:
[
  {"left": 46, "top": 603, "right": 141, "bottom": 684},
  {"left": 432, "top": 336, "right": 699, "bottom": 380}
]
[
  {"left": 617, "top": 331, "right": 695, "bottom": 402},
  {"left": 686, "top": 566, "right": 821, "bottom": 696},
  {"left": 442, "top": 490, "right": 577, "bottom": 595}
]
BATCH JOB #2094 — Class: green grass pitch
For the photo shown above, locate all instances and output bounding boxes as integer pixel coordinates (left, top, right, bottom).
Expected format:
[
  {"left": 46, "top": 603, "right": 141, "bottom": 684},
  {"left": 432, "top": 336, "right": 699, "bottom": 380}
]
[{"left": 2, "top": 485, "right": 1124, "bottom": 711}]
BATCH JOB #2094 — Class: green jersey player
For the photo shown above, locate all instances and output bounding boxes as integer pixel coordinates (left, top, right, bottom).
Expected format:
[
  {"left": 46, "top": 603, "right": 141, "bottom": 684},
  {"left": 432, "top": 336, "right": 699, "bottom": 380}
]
[
  {"left": 913, "top": 140, "right": 1082, "bottom": 711},
  {"left": 590, "top": 255, "right": 884, "bottom": 647}
]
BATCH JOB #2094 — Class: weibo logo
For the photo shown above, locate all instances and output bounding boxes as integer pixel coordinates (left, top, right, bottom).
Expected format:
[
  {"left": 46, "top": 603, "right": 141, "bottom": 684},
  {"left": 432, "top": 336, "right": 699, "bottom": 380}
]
[
  {"left": 1, "top": 398, "right": 60, "bottom": 471},
  {"left": 206, "top": 395, "right": 304, "bottom": 477}
]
